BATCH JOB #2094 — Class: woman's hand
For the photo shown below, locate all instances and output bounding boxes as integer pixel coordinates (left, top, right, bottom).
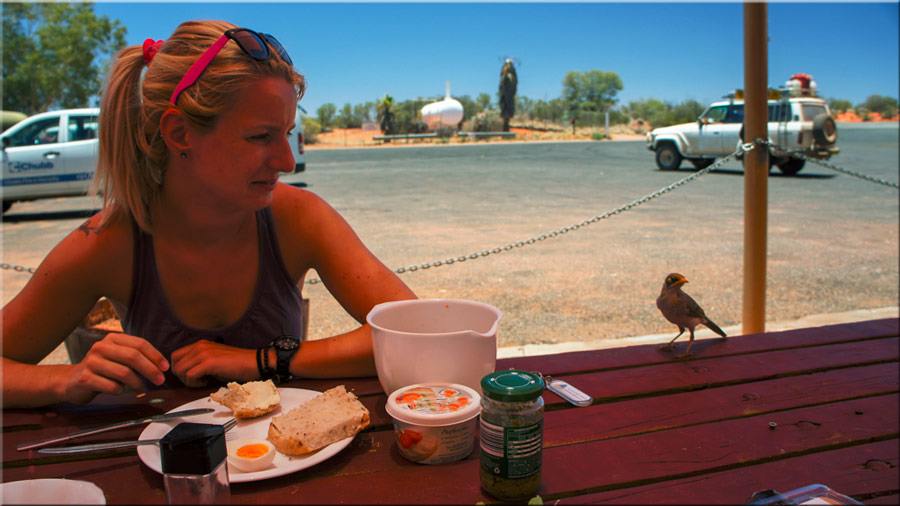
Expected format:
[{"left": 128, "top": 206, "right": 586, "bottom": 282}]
[
  {"left": 170, "top": 340, "right": 258, "bottom": 387},
  {"left": 59, "top": 333, "right": 169, "bottom": 404}
]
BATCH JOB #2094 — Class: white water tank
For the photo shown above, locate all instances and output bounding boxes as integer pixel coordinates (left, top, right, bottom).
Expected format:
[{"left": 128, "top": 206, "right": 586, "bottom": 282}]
[{"left": 421, "top": 81, "right": 464, "bottom": 130}]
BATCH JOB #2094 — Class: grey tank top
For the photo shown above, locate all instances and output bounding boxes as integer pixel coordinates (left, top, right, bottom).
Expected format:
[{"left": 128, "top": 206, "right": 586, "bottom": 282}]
[{"left": 123, "top": 208, "right": 307, "bottom": 373}]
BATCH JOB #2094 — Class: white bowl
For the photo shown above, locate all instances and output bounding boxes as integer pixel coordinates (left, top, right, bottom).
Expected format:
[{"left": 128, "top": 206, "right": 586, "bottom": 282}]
[
  {"left": 1, "top": 479, "right": 105, "bottom": 505},
  {"left": 385, "top": 383, "right": 482, "bottom": 465},
  {"left": 367, "top": 299, "right": 501, "bottom": 394}
]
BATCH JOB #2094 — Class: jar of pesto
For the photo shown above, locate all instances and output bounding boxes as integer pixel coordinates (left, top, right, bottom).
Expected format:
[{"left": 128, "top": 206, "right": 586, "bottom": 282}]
[{"left": 479, "top": 370, "right": 544, "bottom": 501}]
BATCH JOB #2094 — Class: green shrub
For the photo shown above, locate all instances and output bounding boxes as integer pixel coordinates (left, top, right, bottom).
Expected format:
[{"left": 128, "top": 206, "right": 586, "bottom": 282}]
[
  {"left": 591, "top": 132, "right": 606, "bottom": 141},
  {"left": 463, "top": 110, "right": 503, "bottom": 132},
  {"left": 302, "top": 116, "right": 321, "bottom": 144}
]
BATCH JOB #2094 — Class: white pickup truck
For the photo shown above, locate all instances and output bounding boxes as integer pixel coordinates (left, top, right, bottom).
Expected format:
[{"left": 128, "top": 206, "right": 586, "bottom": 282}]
[
  {"left": 646, "top": 75, "right": 839, "bottom": 176},
  {"left": 2, "top": 108, "right": 306, "bottom": 213}
]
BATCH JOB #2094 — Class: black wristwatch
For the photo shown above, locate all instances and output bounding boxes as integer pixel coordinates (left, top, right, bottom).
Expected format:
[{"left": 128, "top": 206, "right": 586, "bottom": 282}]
[{"left": 270, "top": 335, "right": 300, "bottom": 383}]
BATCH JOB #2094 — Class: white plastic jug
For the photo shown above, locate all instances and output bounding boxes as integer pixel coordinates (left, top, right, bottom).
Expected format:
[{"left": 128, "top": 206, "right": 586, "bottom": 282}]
[{"left": 366, "top": 299, "right": 501, "bottom": 394}]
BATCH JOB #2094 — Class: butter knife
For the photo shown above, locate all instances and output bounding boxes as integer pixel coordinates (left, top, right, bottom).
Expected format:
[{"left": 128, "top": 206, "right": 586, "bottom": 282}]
[
  {"left": 17, "top": 408, "right": 215, "bottom": 451},
  {"left": 37, "top": 418, "right": 238, "bottom": 455}
]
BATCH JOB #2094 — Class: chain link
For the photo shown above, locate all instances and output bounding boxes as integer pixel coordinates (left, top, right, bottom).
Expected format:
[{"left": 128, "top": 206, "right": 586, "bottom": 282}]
[
  {"left": 0, "top": 263, "right": 37, "bottom": 274},
  {"left": 781, "top": 148, "right": 899, "bottom": 189}
]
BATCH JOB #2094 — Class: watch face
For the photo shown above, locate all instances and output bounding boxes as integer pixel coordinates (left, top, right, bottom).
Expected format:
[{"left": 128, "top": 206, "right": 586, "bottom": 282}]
[{"left": 273, "top": 336, "right": 300, "bottom": 351}]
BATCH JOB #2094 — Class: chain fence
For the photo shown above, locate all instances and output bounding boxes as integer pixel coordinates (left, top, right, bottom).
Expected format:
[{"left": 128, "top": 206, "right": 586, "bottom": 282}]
[
  {"left": 2, "top": 139, "right": 896, "bottom": 284},
  {"left": 789, "top": 150, "right": 900, "bottom": 189}
]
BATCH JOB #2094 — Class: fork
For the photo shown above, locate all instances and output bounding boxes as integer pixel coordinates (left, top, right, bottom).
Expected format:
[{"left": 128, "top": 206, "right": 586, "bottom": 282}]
[{"left": 38, "top": 418, "right": 238, "bottom": 455}]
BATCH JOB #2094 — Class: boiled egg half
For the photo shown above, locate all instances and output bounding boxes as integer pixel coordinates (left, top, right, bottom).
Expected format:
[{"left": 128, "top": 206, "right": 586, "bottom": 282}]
[{"left": 226, "top": 438, "right": 276, "bottom": 473}]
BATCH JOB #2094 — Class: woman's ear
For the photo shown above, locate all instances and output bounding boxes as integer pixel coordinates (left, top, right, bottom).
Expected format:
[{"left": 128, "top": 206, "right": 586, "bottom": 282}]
[{"left": 159, "top": 108, "right": 191, "bottom": 154}]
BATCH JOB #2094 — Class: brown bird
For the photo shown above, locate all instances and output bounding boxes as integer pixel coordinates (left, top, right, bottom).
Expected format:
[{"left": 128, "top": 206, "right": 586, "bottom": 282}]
[{"left": 656, "top": 273, "right": 727, "bottom": 356}]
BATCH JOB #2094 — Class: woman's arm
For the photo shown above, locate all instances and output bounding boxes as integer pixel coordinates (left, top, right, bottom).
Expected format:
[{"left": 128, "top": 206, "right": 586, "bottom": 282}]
[
  {"left": 2, "top": 215, "right": 168, "bottom": 407},
  {"left": 275, "top": 185, "right": 417, "bottom": 377}
]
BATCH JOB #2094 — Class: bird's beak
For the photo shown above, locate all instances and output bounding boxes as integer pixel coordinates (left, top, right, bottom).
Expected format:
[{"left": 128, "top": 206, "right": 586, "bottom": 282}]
[{"left": 676, "top": 278, "right": 689, "bottom": 287}]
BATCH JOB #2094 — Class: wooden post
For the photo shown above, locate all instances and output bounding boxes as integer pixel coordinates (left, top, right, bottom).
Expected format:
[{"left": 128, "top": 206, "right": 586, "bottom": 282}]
[{"left": 743, "top": 3, "right": 768, "bottom": 334}]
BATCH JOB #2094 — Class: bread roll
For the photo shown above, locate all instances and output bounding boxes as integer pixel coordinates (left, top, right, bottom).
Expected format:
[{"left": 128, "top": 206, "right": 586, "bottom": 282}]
[
  {"left": 267, "top": 385, "right": 370, "bottom": 456},
  {"left": 210, "top": 380, "right": 280, "bottom": 419}
]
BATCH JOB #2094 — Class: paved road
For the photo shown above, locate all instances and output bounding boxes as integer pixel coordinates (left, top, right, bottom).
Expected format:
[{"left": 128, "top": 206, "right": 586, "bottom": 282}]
[{"left": 2, "top": 123, "right": 897, "bottom": 354}]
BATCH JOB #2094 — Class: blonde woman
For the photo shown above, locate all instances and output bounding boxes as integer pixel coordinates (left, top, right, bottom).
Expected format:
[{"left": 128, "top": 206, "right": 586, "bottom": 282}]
[{"left": 1, "top": 20, "right": 415, "bottom": 408}]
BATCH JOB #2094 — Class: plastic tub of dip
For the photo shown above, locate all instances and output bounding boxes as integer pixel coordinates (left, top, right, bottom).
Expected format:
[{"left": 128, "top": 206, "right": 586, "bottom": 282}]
[{"left": 386, "top": 383, "right": 482, "bottom": 465}]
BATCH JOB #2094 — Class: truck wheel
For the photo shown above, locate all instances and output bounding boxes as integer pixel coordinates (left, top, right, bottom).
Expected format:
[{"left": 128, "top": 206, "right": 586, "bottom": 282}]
[
  {"left": 2, "top": 201, "right": 11, "bottom": 213},
  {"left": 812, "top": 114, "right": 837, "bottom": 145},
  {"left": 777, "top": 158, "right": 805, "bottom": 176},
  {"left": 690, "top": 158, "right": 714, "bottom": 169},
  {"left": 656, "top": 143, "right": 682, "bottom": 170}
]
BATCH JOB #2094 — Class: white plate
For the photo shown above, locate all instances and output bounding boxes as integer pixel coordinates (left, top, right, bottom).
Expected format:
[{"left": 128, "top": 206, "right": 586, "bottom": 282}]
[
  {"left": 1, "top": 479, "right": 106, "bottom": 504},
  {"left": 137, "top": 388, "right": 354, "bottom": 483}
]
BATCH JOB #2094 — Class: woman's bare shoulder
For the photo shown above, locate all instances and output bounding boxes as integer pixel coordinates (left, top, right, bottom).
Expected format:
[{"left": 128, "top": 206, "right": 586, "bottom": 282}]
[
  {"left": 55, "top": 208, "right": 134, "bottom": 296},
  {"left": 269, "top": 183, "right": 342, "bottom": 276}
]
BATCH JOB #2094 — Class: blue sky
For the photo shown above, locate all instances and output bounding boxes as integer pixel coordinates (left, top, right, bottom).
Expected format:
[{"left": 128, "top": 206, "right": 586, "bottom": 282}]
[{"left": 93, "top": 3, "right": 899, "bottom": 114}]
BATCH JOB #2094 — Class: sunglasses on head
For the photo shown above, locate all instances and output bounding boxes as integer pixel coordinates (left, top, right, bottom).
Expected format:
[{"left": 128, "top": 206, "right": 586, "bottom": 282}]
[{"left": 169, "top": 28, "right": 293, "bottom": 105}]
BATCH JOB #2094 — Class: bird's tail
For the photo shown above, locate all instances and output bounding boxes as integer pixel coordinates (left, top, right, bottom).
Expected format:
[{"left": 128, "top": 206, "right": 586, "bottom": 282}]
[{"left": 704, "top": 319, "right": 727, "bottom": 337}]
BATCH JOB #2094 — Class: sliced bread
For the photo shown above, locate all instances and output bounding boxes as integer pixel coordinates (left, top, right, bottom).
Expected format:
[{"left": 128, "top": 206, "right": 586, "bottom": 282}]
[
  {"left": 210, "top": 380, "right": 281, "bottom": 419},
  {"left": 267, "top": 385, "right": 370, "bottom": 456}
]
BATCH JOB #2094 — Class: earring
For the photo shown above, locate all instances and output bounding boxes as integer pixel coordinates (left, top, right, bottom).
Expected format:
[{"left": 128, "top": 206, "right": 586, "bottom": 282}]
[{"left": 179, "top": 152, "right": 188, "bottom": 159}]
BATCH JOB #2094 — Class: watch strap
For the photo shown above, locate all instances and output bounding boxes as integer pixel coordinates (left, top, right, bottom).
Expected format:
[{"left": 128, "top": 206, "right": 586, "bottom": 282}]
[
  {"left": 256, "top": 346, "right": 274, "bottom": 380},
  {"left": 272, "top": 336, "right": 300, "bottom": 383}
]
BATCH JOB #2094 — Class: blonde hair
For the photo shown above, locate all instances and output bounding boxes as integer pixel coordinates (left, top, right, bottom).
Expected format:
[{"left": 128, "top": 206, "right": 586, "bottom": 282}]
[{"left": 95, "top": 20, "right": 305, "bottom": 232}]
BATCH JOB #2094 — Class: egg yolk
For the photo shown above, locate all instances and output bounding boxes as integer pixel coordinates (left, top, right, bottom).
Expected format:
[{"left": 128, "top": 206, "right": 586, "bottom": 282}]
[{"left": 236, "top": 444, "right": 269, "bottom": 459}]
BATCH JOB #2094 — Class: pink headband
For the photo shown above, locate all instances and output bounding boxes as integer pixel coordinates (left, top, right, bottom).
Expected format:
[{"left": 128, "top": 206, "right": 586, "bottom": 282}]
[{"left": 142, "top": 38, "right": 164, "bottom": 66}]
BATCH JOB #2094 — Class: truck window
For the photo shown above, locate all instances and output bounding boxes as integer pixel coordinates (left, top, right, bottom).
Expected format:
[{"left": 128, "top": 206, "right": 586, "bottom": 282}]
[
  {"left": 67, "top": 115, "right": 99, "bottom": 141},
  {"left": 801, "top": 104, "right": 827, "bottom": 121},
  {"left": 5, "top": 117, "right": 60, "bottom": 147},
  {"left": 724, "top": 104, "right": 744, "bottom": 124},
  {"left": 768, "top": 103, "right": 791, "bottom": 122},
  {"left": 703, "top": 105, "right": 728, "bottom": 123}
]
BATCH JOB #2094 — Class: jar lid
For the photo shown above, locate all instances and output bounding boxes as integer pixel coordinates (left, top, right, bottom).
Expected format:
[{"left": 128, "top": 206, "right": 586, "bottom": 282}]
[
  {"left": 385, "top": 383, "right": 481, "bottom": 427},
  {"left": 481, "top": 370, "right": 544, "bottom": 402}
]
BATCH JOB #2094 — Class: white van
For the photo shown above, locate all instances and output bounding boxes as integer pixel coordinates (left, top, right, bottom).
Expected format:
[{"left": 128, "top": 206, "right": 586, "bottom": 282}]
[
  {"left": 1, "top": 108, "right": 99, "bottom": 213},
  {"left": 1, "top": 108, "right": 305, "bottom": 213}
]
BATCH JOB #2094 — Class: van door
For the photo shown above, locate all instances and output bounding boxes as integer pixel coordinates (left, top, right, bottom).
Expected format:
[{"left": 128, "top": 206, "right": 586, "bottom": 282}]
[
  {"left": 695, "top": 105, "right": 728, "bottom": 155},
  {"left": 61, "top": 111, "right": 99, "bottom": 192},
  {"left": 1, "top": 114, "right": 68, "bottom": 201}
]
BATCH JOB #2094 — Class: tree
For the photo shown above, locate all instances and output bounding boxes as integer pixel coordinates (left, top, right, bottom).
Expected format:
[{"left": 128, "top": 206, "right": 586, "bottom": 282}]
[
  {"left": 827, "top": 98, "right": 853, "bottom": 113},
  {"left": 376, "top": 95, "right": 396, "bottom": 135},
  {"left": 2, "top": 3, "right": 126, "bottom": 114},
  {"left": 860, "top": 95, "right": 898, "bottom": 118},
  {"left": 353, "top": 103, "right": 372, "bottom": 124},
  {"left": 316, "top": 103, "right": 337, "bottom": 131},
  {"left": 456, "top": 95, "right": 479, "bottom": 124},
  {"left": 562, "top": 70, "right": 623, "bottom": 127},
  {"left": 336, "top": 102, "right": 362, "bottom": 129},
  {"left": 498, "top": 59, "right": 517, "bottom": 132},
  {"left": 626, "top": 98, "right": 669, "bottom": 128},
  {"left": 476, "top": 93, "right": 492, "bottom": 112},
  {"left": 670, "top": 99, "right": 705, "bottom": 125}
]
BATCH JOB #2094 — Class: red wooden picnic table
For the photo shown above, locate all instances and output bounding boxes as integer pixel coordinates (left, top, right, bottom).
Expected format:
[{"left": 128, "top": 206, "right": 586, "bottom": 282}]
[{"left": 3, "top": 318, "right": 898, "bottom": 504}]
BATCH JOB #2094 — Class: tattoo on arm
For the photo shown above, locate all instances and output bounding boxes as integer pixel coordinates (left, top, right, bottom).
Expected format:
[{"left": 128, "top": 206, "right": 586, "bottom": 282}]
[{"left": 78, "top": 221, "right": 98, "bottom": 236}]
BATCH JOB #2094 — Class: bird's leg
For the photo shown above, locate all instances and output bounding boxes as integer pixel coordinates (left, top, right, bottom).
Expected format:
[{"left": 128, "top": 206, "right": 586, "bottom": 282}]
[
  {"left": 665, "top": 328, "right": 685, "bottom": 349},
  {"left": 679, "top": 329, "right": 696, "bottom": 358}
]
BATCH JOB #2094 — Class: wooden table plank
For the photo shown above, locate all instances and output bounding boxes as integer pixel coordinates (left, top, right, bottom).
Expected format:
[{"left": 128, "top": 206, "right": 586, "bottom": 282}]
[
  {"left": 544, "top": 362, "right": 899, "bottom": 447},
  {"left": 506, "top": 318, "right": 899, "bottom": 376},
  {"left": 541, "top": 338, "right": 898, "bottom": 408},
  {"left": 558, "top": 439, "right": 899, "bottom": 504},
  {"left": 538, "top": 394, "right": 898, "bottom": 500}
]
